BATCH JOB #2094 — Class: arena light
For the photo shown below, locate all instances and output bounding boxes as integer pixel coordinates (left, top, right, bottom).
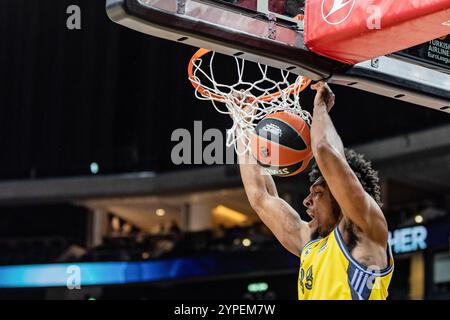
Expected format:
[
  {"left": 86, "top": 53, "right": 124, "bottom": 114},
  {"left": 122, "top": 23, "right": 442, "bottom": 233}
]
[
  {"left": 90, "top": 162, "right": 99, "bottom": 174},
  {"left": 247, "top": 282, "right": 269, "bottom": 293},
  {"left": 242, "top": 238, "right": 252, "bottom": 247},
  {"left": 122, "top": 223, "right": 132, "bottom": 234},
  {"left": 212, "top": 205, "right": 248, "bottom": 224},
  {"left": 155, "top": 209, "right": 166, "bottom": 217},
  {"left": 111, "top": 216, "right": 121, "bottom": 232},
  {"left": 415, "top": 215, "right": 424, "bottom": 224}
]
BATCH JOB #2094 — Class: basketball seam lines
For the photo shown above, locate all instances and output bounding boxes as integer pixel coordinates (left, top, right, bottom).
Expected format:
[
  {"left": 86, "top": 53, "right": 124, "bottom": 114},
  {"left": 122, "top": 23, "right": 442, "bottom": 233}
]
[
  {"left": 254, "top": 134, "right": 311, "bottom": 155},
  {"left": 262, "top": 117, "right": 310, "bottom": 149},
  {"left": 254, "top": 136, "right": 310, "bottom": 167}
]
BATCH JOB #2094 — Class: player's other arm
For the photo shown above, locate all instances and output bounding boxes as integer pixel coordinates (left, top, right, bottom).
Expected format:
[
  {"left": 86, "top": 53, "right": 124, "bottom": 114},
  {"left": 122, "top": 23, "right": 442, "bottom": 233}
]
[
  {"left": 237, "top": 131, "right": 310, "bottom": 257},
  {"left": 310, "top": 82, "right": 388, "bottom": 245}
]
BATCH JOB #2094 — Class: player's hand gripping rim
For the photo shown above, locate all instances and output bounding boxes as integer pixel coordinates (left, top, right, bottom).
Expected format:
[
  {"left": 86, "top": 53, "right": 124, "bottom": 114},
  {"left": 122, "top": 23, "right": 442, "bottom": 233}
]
[{"left": 311, "top": 81, "right": 335, "bottom": 112}]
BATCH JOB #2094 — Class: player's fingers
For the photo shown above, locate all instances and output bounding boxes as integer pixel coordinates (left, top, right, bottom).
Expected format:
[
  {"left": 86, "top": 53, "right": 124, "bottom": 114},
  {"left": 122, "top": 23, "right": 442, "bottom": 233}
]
[
  {"left": 323, "top": 83, "right": 333, "bottom": 93},
  {"left": 330, "top": 95, "right": 336, "bottom": 105},
  {"left": 232, "top": 90, "right": 244, "bottom": 99},
  {"left": 314, "top": 81, "right": 326, "bottom": 91}
]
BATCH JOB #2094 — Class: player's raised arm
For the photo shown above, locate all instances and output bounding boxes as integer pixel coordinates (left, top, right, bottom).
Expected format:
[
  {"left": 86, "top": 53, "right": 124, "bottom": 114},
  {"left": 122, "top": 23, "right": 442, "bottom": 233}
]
[
  {"left": 309, "top": 82, "right": 388, "bottom": 246},
  {"left": 237, "top": 128, "right": 310, "bottom": 257}
]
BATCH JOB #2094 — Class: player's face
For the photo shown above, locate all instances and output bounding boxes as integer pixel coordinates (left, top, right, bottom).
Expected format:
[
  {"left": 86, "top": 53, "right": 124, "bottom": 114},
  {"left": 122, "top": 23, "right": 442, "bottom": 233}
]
[{"left": 303, "top": 177, "right": 341, "bottom": 238}]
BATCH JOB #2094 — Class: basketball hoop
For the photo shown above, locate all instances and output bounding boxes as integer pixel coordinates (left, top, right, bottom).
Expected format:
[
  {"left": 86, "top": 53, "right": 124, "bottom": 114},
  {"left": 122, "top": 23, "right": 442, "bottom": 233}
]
[{"left": 188, "top": 48, "right": 312, "bottom": 155}]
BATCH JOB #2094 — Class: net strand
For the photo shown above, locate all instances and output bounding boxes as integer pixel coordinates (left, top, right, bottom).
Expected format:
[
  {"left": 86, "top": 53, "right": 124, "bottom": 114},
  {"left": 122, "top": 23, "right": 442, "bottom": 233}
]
[{"left": 190, "top": 52, "right": 311, "bottom": 155}]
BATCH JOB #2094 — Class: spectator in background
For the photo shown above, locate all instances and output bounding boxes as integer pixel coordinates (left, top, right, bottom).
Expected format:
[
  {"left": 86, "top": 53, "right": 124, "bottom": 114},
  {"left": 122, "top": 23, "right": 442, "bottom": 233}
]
[
  {"left": 158, "top": 222, "right": 166, "bottom": 235},
  {"left": 169, "top": 220, "right": 181, "bottom": 235}
]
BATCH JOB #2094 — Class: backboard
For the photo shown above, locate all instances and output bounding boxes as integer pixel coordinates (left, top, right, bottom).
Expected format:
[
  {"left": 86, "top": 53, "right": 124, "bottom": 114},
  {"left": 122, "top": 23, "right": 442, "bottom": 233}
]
[{"left": 106, "top": 0, "right": 450, "bottom": 113}]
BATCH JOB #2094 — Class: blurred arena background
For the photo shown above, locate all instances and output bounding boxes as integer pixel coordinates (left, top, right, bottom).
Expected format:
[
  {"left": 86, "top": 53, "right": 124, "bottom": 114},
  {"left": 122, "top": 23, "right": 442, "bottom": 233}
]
[{"left": 0, "top": 0, "right": 449, "bottom": 300}]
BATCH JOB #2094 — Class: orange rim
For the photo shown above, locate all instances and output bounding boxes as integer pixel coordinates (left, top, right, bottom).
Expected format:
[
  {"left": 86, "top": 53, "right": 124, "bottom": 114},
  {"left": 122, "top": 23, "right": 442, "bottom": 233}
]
[{"left": 188, "top": 48, "right": 311, "bottom": 103}]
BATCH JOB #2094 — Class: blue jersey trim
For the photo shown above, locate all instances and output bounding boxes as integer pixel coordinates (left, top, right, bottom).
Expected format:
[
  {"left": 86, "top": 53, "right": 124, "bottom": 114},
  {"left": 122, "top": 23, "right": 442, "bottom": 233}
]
[
  {"left": 347, "top": 264, "right": 374, "bottom": 300},
  {"left": 299, "top": 238, "right": 322, "bottom": 256},
  {"left": 334, "top": 227, "right": 393, "bottom": 277}
]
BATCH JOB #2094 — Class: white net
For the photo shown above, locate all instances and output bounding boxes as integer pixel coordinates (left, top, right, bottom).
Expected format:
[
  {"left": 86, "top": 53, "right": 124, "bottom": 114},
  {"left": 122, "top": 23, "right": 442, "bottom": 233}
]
[{"left": 189, "top": 50, "right": 312, "bottom": 155}]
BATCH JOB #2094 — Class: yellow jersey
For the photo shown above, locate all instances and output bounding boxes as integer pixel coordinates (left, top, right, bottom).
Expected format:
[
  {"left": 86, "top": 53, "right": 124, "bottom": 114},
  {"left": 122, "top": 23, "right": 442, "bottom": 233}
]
[{"left": 298, "top": 227, "right": 394, "bottom": 300}]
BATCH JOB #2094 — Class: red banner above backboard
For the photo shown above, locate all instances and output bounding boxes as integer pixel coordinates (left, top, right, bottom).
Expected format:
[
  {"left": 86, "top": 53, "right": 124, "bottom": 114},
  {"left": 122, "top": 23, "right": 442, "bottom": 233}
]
[{"left": 304, "top": 0, "right": 450, "bottom": 64}]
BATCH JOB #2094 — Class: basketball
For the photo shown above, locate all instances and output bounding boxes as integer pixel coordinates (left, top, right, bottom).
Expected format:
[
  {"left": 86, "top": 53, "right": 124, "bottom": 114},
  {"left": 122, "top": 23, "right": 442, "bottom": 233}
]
[{"left": 251, "top": 112, "right": 313, "bottom": 177}]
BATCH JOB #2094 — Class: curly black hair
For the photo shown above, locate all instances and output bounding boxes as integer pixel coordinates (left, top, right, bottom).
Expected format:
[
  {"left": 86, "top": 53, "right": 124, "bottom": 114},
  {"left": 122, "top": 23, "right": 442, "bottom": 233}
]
[{"left": 308, "top": 148, "right": 382, "bottom": 206}]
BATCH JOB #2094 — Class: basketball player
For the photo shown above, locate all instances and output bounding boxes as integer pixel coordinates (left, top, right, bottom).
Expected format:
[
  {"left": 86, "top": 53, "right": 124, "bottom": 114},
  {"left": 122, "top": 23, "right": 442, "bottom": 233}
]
[{"left": 238, "top": 82, "right": 394, "bottom": 300}]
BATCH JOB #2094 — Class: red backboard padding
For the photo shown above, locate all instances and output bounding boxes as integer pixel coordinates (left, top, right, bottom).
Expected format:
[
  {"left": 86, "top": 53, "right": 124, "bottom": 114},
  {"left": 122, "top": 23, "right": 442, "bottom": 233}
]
[{"left": 304, "top": 0, "right": 450, "bottom": 64}]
